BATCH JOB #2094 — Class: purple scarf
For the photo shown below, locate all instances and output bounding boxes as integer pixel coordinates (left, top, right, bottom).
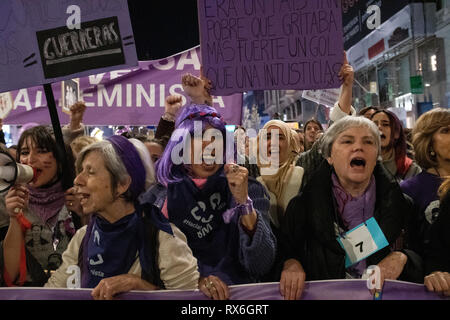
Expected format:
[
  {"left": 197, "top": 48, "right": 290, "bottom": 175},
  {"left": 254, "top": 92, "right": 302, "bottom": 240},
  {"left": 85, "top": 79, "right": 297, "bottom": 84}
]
[
  {"left": 27, "top": 180, "right": 66, "bottom": 227},
  {"left": 80, "top": 211, "right": 149, "bottom": 288},
  {"left": 107, "top": 135, "right": 146, "bottom": 200},
  {"left": 331, "top": 173, "right": 376, "bottom": 230},
  {"left": 331, "top": 173, "right": 376, "bottom": 277}
]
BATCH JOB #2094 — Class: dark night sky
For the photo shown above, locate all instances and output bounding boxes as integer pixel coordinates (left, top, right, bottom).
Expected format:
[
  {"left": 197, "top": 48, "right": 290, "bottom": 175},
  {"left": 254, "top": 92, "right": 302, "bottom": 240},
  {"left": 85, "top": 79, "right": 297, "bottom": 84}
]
[{"left": 127, "top": 0, "right": 200, "bottom": 60}]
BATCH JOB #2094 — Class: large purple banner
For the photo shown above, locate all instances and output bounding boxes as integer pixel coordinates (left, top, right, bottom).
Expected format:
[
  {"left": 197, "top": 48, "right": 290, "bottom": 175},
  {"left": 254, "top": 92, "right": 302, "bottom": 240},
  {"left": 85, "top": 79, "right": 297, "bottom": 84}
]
[
  {"left": 197, "top": 0, "right": 344, "bottom": 95},
  {"left": 0, "top": 0, "right": 138, "bottom": 94},
  {"left": 3, "top": 47, "right": 243, "bottom": 126},
  {"left": 0, "top": 280, "right": 447, "bottom": 300}
]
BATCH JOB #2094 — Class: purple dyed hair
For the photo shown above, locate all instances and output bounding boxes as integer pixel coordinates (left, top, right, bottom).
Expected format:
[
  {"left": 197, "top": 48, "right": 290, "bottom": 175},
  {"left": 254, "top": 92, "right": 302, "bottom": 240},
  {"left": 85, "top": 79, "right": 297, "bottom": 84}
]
[{"left": 156, "top": 104, "right": 227, "bottom": 187}]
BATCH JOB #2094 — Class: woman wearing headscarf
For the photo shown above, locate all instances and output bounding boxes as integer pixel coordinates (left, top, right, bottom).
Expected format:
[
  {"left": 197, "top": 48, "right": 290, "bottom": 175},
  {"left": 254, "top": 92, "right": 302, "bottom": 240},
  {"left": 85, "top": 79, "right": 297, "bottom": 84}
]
[
  {"left": 44, "top": 136, "right": 200, "bottom": 299},
  {"left": 140, "top": 103, "right": 276, "bottom": 300},
  {"left": 278, "top": 116, "right": 421, "bottom": 300},
  {"left": 257, "top": 120, "right": 303, "bottom": 230}
]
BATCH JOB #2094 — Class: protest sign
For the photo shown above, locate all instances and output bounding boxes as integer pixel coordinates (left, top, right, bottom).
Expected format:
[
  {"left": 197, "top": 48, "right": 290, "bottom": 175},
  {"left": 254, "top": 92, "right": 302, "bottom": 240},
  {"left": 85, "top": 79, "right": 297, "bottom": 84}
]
[
  {"left": 4, "top": 47, "right": 243, "bottom": 126},
  {"left": 36, "top": 16, "right": 126, "bottom": 79},
  {"left": 61, "top": 79, "right": 80, "bottom": 114},
  {"left": 302, "top": 88, "right": 340, "bottom": 108},
  {"left": 0, "top": 92, "right": 14, "bottom": 119},
  {"left": 0, "top": 0, "right": 138, "bottom": 94},
  {"left": 0, "top": 280, "right": 446, "bottom": 300},
  {"left": 197, "top": 0, "right": 344, "bottom": 95}
]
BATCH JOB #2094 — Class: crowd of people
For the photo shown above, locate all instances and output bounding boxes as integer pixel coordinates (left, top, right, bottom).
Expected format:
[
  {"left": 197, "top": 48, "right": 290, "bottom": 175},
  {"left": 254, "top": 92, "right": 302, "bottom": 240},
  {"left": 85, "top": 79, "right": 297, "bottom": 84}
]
[{"left": 0, "top": 55, "right": 449, "bottom": 300}]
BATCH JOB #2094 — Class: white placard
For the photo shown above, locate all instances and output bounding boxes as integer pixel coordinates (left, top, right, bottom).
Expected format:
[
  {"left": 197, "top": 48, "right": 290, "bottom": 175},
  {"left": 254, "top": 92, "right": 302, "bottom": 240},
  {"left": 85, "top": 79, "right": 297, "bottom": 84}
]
[{"left": 0, "top": 92, "right": 13, "bottom": 119}]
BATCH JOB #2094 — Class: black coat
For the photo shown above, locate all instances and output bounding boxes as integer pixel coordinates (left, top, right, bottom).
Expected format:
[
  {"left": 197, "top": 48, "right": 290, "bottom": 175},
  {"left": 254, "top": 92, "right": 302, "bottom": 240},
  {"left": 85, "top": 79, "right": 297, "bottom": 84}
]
[
  {"left": 425, "top": 190, "right": 450, "bottom": 274},
  {"left": 0, "top": 130, "right": 5, "bottom": 145},
  {"left": 278, "top": 160, "right": 423, "bottom": 282}
]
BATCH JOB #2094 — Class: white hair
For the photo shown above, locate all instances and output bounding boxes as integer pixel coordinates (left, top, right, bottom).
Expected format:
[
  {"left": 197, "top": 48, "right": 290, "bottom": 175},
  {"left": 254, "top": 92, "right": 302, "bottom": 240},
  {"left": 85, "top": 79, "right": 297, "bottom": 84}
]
[{"left": 320, "top": 116, "right": 381, "bottom": 158}]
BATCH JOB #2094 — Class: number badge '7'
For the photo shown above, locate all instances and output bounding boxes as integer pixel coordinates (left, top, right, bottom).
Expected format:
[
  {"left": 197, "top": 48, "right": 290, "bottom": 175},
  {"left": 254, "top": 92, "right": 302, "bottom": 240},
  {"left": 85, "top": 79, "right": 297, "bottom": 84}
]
[{"left": 337, "top": 217, "right": 389, "bottom": 268}]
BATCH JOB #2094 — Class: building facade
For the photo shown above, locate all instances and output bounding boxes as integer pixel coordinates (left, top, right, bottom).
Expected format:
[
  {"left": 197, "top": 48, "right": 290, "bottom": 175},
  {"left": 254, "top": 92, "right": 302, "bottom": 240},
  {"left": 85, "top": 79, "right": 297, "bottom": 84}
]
[{"left": 252, "top": 1, "right": 450, "bottom": 130}]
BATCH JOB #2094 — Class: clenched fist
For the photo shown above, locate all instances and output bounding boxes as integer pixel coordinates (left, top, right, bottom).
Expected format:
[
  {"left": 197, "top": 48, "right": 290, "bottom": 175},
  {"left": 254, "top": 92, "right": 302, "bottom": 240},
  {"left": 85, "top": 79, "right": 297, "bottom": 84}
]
[
  {"left": 182, "top": 72, "right": 212, "bottom": 106},
  {"left": 5, "top": 185, "right": 29, "bottom": 218}
]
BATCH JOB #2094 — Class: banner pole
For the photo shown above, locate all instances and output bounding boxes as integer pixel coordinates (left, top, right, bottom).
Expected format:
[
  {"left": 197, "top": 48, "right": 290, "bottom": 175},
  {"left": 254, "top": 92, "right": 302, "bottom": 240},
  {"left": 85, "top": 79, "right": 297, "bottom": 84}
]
[{"left": 43, "top": 83, "right": 72, "bottom": 190}]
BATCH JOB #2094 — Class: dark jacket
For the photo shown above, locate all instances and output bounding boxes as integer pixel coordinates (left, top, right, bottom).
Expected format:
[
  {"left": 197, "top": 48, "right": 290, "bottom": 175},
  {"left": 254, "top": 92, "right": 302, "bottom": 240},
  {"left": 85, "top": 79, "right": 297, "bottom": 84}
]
[
  {"left": 278, "top": 160, "right": 423, "bottom": 282},
  {"left": 0, "top": 130, "right": 5, "bottom": 145},
  {"left": 296, "top": 135, "right": 324, "bottom": 189},
  {"left": 155, "top": 118, "right": 175, "bottom": 140},
  {"left": 425, "top": 191, "right": 450, "bottom": 274}
]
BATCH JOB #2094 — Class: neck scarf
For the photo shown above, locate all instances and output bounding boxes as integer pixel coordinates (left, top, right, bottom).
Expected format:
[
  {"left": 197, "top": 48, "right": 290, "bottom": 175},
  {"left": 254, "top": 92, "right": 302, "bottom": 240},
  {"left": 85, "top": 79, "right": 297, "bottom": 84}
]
[
  {"left": 331, "top": 172, "right": 377, "bottom": 230},
  {"left": 167, "top": 167, "right": 230, "bottom": 261},
  {"left": 258, "top": 120, "right": 299, "bottom": 212},
  {"left": 27, "top": 180, "right": 65, "bottom": 226},
  {"left": 80, "top": 210, "right": 148, "bottom": 288},
  {"left": 331, "top": 172, "right": 377, "bottom": 277}
]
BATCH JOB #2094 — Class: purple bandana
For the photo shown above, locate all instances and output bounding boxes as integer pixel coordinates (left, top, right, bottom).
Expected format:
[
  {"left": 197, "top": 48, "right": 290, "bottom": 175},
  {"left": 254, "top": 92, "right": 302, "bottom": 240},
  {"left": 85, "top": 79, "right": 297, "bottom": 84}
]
[
  {"left": 107, "top": 135, "right": 146, "bottom": 199},
  {"left": 331, "top": 173, "right": 376, "bottom": 230}
]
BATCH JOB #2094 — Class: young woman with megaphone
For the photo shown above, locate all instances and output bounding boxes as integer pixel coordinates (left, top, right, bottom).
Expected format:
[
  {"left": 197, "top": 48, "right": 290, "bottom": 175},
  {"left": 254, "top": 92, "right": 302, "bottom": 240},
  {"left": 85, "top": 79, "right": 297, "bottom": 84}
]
[{"left": 1, "top": 125, "right": 78, "bottom": 286}]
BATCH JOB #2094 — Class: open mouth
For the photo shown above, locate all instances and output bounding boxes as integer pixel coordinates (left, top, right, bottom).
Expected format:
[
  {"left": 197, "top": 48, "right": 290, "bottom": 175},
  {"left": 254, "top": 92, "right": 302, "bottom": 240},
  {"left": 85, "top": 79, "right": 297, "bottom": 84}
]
[
  {"left": 350, "top": 157, "right": 366, "bottom": 168},
  {"left": 35, "top": 168, "right": 42, "bottom": 177},
  {"left": 27, "top": 168, "right": 43, "bottom": 185},
  {"left": 202, "top": 154, "right": 216, "bottom": 165},
  {"left": 380, "top": 133, "right": 386, "bottom": 140},
  {"left": 78, "top": 193, "right": 90, "bottom": 205},
  {"left": 29, "top": 167, "right": 41, "bottom": 183}
]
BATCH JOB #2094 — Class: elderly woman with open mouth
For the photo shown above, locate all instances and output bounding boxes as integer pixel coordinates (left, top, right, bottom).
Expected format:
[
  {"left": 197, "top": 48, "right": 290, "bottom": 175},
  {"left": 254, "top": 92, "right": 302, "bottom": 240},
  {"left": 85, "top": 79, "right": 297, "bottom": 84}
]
[
  {"left": 43, "top": 136, "right": 201, "bottom": 299},
  {"left": 277, "top": 116, "right": 421, "bottom": 300}
]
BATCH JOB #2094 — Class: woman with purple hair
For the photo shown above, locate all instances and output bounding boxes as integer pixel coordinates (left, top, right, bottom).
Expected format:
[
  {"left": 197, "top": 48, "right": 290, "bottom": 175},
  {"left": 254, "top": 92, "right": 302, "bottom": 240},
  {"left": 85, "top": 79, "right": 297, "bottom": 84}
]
[{"left": 140, "top": 103, "right": 276, "bottom": 300}]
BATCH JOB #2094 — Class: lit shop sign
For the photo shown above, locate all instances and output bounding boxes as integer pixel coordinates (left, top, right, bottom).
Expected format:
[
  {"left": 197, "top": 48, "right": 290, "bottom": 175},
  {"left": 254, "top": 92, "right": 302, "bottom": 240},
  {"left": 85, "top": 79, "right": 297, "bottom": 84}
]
[
  {"left": 346, "top": 4, "right": 425, "bottom": 71},
  {"left": 395, "top": 93, "right": 415, "bottom": 112},
  {"left": 342, "top": 0, "right": 409, "bottom": 50}
]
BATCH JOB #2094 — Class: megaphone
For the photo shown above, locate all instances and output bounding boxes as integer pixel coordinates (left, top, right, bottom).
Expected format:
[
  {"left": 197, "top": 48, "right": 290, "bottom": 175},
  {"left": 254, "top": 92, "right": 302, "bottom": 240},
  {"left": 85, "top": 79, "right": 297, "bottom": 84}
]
[
  {"left": 0, "top": 148, "right": 37, "bottom": 231},
  {"left": 0, "top": 149, "right": 37, "bottom": 193}
]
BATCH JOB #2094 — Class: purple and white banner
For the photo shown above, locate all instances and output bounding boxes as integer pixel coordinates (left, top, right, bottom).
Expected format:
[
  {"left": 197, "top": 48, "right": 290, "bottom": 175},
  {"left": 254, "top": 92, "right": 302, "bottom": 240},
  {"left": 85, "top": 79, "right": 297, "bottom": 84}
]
[
  {"left": 0, "top": 280, "right": 447, "bottom": 300},
  {"left": 3, "top": 46, "right": 243, "bottom": 126}
]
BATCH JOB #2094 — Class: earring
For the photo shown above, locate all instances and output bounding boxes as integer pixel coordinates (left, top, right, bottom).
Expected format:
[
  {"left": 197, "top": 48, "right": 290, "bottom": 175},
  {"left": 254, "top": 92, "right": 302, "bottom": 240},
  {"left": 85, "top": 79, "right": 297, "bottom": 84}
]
[{"left": 430, "top": 150, "right": 436, "bottom": 157}]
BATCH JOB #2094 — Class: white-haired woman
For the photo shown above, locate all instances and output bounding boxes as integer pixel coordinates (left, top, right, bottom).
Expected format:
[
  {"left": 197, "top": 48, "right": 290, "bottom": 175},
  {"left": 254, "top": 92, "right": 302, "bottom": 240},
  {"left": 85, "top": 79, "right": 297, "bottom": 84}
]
[
  {"left": 278, "top": 116, "right": 421, "bottom": 299},
  {"left": 44, "top": 136, "right": 200, "bottom": 299}
]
